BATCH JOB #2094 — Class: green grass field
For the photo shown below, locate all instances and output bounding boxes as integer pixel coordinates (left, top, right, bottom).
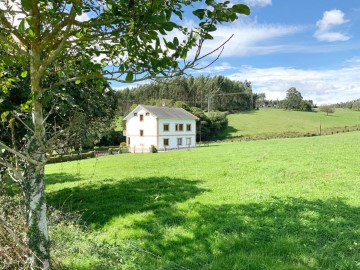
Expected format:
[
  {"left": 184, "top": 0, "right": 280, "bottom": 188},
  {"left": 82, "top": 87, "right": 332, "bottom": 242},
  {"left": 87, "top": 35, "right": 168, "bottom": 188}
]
[
  {"left": 223, "top": 108, "right": 360, "bottom": 139},
  {"left": 46, "top": 131, "right": 360, "bottom": 269}
]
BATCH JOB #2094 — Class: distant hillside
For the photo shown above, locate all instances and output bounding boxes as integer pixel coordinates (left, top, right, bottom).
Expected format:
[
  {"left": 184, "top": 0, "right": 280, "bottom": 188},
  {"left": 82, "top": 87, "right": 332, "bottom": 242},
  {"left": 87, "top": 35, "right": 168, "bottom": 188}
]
[
  {"left": 116, "top": 75, "right": 257, "bottom": 114},
  {"left": 222, "top": 108, "right": 360, "bottom": 140}
]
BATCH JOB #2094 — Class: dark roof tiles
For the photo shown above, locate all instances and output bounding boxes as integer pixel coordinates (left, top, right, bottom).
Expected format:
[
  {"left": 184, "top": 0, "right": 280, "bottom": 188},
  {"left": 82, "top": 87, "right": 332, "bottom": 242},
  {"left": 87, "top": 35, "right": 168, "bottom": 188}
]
[{"left": 141, "top": 105, "right": 199, "bottom": 120}]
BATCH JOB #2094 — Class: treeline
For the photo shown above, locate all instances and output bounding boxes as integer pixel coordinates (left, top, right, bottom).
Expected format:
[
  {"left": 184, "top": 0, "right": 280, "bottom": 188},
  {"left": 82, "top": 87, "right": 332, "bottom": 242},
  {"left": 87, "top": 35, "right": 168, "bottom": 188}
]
[
  {"left": 332, "top": 99, "right": 360, "bottom": 110},
  {"left": 116, "top": 75, "right": 259, "bottom": 115},
  {"left": 260, "top": 87, "right": 313, "bottom": 111}
]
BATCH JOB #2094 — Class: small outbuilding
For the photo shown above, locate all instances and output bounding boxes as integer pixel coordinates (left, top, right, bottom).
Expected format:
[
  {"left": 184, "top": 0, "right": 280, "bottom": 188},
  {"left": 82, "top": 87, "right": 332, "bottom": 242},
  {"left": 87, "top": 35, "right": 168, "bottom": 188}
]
[{"left": 123, "top": 105, "right": 199, "bottom": 152}]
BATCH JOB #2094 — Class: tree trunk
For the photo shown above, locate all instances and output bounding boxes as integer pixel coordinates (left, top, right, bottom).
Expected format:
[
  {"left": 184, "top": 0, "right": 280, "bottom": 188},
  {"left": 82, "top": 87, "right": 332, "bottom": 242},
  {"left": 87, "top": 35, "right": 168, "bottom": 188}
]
[
  {"left": 25, "top": 163, "right": 49, "bottom": 269},
  {"left": 25, "top": 48, "right": 50, "bottom": 269}
]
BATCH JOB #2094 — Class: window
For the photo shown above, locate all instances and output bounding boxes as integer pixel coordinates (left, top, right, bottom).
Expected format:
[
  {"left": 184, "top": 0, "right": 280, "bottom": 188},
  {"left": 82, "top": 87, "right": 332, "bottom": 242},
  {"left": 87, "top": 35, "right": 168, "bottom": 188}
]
[
  {"left": 139, "top": 114, "right": 144, "bottom": 121},
  {"left": 140, "top": 129, "right": 144, "bottom": 136},
  {"left": 177, "top": 138, "right": 182, "bottom": 146},
  {"left": 186, "top": 137, "right": 191, "bottom": 145},
  {"left": 128, "top": 137, "right": 131, "bottom": 145},
  {"left": 163, "top": 138, "right": 169, "bottom": 146},
  {"left": 175, "top": 124, "right": 183, "bottom": 131},
  {"left": 146, "top": 112, "right": 150, "bottom": 116},
  {"left": 134, "top": 112, "right": 137, "bottom": 116},
  {"left": 163, "top": 124, "right": 169, "bottom": 132},
  {"left": 186, "top": 124, "right": 191, "bottom": 131}
]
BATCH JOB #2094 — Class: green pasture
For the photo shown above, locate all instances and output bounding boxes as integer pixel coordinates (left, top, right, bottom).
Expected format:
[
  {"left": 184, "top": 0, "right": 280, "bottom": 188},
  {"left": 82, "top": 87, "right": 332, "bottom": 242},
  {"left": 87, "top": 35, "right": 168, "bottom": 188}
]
[
  {"left": 224, "top": 108, "right": 360, "bottom": 139},
  {"left": 46, "top": 131, "right": 360, "bottom": 269}
]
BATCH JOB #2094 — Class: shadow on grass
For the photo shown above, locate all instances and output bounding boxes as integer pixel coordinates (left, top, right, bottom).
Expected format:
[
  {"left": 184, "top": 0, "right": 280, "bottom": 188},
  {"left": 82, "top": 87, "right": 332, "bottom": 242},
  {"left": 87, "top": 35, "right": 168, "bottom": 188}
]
[
  {"left": 219, "top": 126, "right": 239, "bottom": 139},
  {"left": 47, "top": 174, "right": 360, "bottom": 269},
  {"left": 47, "top": 174, "right": 207, "bottom": 228},
  {"left": 132, "top": 197, "right": 360, "bottom": 269}
]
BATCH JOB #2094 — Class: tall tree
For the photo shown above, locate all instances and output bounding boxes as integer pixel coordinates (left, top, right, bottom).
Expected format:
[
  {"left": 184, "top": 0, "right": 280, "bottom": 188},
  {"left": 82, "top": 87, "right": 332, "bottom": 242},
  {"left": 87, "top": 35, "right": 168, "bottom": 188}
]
[
  {"left": 285, "top": 87, "right": 303, "bottom": 110},
  {"left": 0, "top": 0, "right": 250, "bottom": 268}
]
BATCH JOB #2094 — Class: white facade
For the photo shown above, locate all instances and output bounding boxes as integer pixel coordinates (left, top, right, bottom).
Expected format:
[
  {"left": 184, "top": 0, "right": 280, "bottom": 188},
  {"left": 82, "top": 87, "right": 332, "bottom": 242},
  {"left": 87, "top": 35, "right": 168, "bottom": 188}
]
[{"left": 124, "top": 105, "right": 198, "bottom": 152}]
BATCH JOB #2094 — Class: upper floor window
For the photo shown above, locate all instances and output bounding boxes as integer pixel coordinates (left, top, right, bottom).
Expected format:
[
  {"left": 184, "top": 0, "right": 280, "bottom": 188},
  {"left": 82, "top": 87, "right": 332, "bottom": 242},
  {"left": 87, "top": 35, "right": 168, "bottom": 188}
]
[
  {"left": 175, "top": 124, "right": 183, "bottom": 131},
  {"left": 139, "top": 114, "right": 144, "bottom": 121},
  {"left": 134, "top": 112, "right": 137, "bottom": 116},
  {"left": 146, "top": 112, "right": 150, "bottom": 116},
  {"left": 186, "top": 124, "right": 191, "bottom": 131},
  {"left": 163, "top": 124, "right": 169, "bottom": 132},
  {"left": 140, "top": 129, "right": 144, "bottom": 136}
]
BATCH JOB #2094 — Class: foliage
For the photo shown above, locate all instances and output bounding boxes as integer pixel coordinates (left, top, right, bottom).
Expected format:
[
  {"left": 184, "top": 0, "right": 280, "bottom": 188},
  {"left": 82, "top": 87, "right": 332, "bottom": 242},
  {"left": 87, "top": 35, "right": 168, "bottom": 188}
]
[
  {"left": 116, "top": 75, "right": 256, "bottom": 115},
  {"left": 208, "top": 111, "right": 228, "bottom": 134},
  {"left": 0, "top": 183, "right": 29, "bottom": 270},
  {"left": 319, "top": 105, "right": 335, "bottom": 115},
  {"left": 95, "top": 130, "right": 125, "bottom": 148},
  {"left": 186, "top": 106, "right": 228, "bottom": 141},
  {"left": 279, "top": 87, "right": 312, "bottom": 111},
  {"left": 45, "top": 132, "right": 360, "bottom": 269},
  {"left": 150, "top": 145, "right": 158, "bottom": 153},
  {"left": 332, "top": 98, "right": 360, "bottom": 111}
]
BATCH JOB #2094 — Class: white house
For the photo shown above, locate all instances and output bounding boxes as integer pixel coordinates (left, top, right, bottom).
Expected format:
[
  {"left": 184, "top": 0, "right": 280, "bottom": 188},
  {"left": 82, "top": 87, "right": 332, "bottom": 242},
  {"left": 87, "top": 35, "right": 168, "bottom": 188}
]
[{"left": 123, "top": 105, "right": 199, "bottom": 152}]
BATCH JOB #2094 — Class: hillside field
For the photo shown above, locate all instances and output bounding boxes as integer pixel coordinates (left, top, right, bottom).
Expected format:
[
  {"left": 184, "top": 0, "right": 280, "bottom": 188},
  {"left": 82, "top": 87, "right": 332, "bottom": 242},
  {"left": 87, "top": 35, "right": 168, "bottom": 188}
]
[
  {"left": 223, "top": 108, "right": 360, "bottom": 139},
  {"left": 46, "top": 131, "right": 360, "bottom": 269}
]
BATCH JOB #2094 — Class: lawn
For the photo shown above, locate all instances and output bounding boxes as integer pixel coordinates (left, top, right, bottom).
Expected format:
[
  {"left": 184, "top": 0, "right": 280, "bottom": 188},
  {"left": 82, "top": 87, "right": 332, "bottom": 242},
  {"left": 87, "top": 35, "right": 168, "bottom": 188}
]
[
  {"left": 223, "top": 108, "right": 360, "bottom": 139},
  {"left": 46, "top": 132, "right": 360, "bottom": 269}
]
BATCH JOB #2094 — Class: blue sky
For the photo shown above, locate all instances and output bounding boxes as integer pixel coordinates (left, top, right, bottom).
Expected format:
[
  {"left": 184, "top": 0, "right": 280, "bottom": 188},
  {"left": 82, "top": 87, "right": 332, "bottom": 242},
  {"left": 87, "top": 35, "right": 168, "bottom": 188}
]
[
  {"left": 195, "top": 0, "right": 360, "bottom": 105},
  {"left": 115, "top": 0, "right": 360, "bottom": 105}
]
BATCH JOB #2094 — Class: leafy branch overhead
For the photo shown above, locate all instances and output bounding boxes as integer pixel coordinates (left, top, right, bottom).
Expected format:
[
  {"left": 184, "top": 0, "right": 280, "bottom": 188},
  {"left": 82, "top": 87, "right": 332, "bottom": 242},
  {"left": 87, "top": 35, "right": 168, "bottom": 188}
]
[{"left": 1, "top": 0, "right": 249, "bottom": 85}]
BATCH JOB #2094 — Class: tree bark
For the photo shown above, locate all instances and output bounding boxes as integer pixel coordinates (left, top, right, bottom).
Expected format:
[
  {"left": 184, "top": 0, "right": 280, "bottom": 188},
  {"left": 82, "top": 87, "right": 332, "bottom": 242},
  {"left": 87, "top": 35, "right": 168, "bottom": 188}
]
[{"left": 25, "top": 48, "right": 50, "bottom": 269}]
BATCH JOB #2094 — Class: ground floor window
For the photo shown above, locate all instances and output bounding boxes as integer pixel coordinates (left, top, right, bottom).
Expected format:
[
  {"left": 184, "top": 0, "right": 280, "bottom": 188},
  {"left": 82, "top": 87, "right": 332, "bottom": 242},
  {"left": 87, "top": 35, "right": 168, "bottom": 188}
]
[
  {"left": 177, "top": 138, "right": 182, "bottom": 146},
  {"left": 128, "top": 137, "right": 130, "bottom": 145},
  {"left": 163, "top": 138, "right": 169, "bottom": 146},
  {"left": 186, "top": 137, "right": 191, "bottom": 145},
  {"left": 140, "top": 130, "right": 144, "bottom": 136}
]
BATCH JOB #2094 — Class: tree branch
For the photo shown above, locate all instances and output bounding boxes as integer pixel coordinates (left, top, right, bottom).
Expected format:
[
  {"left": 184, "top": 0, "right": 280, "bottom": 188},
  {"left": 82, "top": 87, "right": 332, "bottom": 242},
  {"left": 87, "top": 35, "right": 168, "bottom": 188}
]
[
  {"left": 0, "top": 140, "right": 40, "bottom": 166},
  {"left": 0, "top": 11, "right": 29, "bottom": 49}
]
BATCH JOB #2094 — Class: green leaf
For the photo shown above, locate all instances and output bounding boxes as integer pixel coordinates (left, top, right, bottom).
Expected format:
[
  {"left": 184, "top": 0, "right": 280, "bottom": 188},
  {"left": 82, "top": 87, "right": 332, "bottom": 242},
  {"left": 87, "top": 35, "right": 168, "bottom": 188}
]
[
  {"left": 1, "top": 111, "right": 9, "bottom": 123},
  {"left": 193, "top": 9, "right": 206, "bottom": 20},
  {"left": 232, "top": 4, "right": 250, "bottom": 15},
  {"left": 18, "top": 19, "right": 26, "bottom": 33},
  {"left": 28, "top": 28, "right": 36, "bottom": 37},
  {"left": 75, "top": 79, "right": 81, "bottom": 84},
  {"left": 173, "top": 37, "right": 179, "bottom": 46},
  {"left": 162, "top": 22, "right": 177, "bottom": 32},
  {"left": 125, "top": 72, "right": 133, "bottom": 82},
  {"left": 21, "top": 71, "right": 28, "bottom": 78},
  {"left": 180, "top": 50, "right": 188, "bottom": 60},
  {"left": 21, "top": 0, "right": 32, "bottom": 11}
]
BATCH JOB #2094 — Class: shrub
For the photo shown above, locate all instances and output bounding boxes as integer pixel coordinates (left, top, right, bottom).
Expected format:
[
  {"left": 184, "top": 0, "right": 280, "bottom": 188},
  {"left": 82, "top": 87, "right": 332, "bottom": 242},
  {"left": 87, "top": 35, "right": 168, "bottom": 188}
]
[
  {"left": 150, "top": 145, "right": 158, "bottom": 153},
  {"left": 0, "top": 185, "right": 30, "bottom": 270}
]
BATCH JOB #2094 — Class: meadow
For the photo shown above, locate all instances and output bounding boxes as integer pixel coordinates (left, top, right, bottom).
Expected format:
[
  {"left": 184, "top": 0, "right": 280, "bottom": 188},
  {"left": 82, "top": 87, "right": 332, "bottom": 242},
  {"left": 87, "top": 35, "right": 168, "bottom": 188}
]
[
  {"left": 223, "top": 108, "right": 360, "bottom": 139},
  {"left": 46, "top": 131, "right": 360, "bottom": 269}
]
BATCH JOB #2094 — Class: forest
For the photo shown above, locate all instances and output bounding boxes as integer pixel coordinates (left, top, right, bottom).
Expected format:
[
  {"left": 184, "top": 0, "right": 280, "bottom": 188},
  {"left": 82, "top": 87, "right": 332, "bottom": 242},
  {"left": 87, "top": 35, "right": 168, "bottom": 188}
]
[{"left": 116, "top": 75, "right": 260, "bottom": 115}]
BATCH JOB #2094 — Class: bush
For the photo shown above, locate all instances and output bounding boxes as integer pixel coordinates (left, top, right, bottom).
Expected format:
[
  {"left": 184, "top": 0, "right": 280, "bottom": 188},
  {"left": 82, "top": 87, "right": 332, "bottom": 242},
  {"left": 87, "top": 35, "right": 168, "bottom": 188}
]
[
  {"left": 0, "top": 185, "right": 30, "bottom": 270},
  {"left": 96, "top": 130, "right": 125, "bottom": 147},
  {"left": 47, "top": 151, "right": 95, "bottom": 164},
  {"left": 150, "top": 145, "right": 158, "bottom": 153}
]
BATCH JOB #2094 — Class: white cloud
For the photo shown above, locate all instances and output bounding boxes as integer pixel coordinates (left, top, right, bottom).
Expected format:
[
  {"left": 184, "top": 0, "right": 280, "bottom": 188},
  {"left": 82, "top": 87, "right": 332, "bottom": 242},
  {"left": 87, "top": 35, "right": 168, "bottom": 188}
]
[
  {"left": 198, "top": 20, "right": 303, "bottom": 58},
  {"left": 76, "top": 12, "right": 91, "bottom": 22},
  {"left": 314, "top": 9, "right": 350, "bottom": 42},
  {"left": 226, "top": 61, "right": 360, "bottom": 105},
  {"left": 244, "top": 0, "right": 272, "bottom": 7}
]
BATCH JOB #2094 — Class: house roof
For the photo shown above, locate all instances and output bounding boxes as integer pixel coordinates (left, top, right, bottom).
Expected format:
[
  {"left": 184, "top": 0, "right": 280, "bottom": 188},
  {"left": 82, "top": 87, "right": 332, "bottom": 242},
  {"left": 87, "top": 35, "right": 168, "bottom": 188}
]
[{"left": 124, "top": 105, "right": 199, "bottom": 120}]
